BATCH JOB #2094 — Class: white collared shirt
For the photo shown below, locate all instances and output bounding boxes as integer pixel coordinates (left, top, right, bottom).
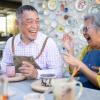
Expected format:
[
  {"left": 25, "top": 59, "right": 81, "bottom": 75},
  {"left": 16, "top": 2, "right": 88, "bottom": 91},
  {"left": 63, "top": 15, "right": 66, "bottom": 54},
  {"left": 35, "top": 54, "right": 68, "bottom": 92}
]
[{"left": 1, "top": 32, "right": 63, "bottom": 78}]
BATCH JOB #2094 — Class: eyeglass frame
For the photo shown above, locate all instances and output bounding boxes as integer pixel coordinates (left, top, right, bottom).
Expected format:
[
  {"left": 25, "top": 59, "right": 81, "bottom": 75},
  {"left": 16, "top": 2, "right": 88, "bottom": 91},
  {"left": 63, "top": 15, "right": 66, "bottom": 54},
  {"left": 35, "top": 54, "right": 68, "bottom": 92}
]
[{"left": 82, "top": 25, "right": 97, "bottom": 33}]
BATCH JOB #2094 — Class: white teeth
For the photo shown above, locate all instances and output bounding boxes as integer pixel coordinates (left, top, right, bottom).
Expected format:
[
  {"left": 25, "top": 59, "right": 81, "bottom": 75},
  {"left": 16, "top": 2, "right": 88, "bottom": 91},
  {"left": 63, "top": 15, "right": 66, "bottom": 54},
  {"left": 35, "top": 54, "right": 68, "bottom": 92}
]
[{"left": 29, "top": 30, "right": 36, "bottom": 33}]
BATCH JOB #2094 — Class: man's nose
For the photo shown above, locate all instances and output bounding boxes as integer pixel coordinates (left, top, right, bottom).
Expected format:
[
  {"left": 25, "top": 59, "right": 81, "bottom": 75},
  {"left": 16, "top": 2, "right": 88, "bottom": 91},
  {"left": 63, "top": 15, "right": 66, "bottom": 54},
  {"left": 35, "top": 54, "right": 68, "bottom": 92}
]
[{"left": 32, "top": 21, "right": 38, "bottom": 27}]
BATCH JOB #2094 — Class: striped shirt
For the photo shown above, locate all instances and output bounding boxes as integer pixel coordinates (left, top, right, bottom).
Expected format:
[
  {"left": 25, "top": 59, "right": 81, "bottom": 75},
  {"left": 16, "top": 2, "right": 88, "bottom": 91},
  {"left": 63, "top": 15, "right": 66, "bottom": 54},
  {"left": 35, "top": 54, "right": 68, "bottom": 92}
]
[{"left": 1, "top": 32, "right": 63, "bottom": 78}]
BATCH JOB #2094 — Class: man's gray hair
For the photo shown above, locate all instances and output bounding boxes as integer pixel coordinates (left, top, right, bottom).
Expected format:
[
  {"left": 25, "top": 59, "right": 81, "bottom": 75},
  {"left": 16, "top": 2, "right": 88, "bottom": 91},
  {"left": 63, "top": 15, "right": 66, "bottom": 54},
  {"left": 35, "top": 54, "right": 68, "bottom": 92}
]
[
  {"left": 84, "top": 12, "right": 100, "bottom": 29},
  {"left": 16, "top": 5, "right": 38, "bottom": 20}
]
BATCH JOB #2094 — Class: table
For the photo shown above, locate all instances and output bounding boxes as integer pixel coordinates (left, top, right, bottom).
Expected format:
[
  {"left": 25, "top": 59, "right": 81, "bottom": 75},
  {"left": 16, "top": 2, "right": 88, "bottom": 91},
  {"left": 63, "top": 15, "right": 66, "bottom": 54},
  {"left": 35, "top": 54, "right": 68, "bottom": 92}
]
[{"left": 9, "top": 80, "right": 100, "bottom": 100}]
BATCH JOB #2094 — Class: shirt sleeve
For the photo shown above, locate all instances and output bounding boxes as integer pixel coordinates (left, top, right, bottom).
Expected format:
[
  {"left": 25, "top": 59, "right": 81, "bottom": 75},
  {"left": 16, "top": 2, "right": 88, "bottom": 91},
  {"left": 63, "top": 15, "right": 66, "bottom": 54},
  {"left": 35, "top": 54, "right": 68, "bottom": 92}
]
[
  {"left": 37, "top": 38, "right": 63, "bottom": 79},
  {"left": 97, "top": 75, "right": 100, "bottom": 88},
  {"left": 1, "top": 37, "right": 14, "bottom": 72}
]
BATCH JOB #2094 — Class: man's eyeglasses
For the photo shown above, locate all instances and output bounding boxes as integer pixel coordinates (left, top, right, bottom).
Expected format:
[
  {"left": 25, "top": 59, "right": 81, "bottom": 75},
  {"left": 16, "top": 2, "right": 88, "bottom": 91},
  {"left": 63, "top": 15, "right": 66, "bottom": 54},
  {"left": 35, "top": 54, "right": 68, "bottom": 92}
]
[{"left": 22, "top": 19, "right": 40, "bottom": 25}]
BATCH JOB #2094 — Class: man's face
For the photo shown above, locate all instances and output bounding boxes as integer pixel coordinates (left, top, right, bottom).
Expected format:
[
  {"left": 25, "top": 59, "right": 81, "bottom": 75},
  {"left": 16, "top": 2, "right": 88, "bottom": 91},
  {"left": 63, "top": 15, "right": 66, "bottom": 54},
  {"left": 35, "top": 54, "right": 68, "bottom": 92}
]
[
  {"left": 83, "top": 19, "right": 98, "bottom": 48},
  {"left": 17, "top": 10, "right": 40, "bottom": 41}
]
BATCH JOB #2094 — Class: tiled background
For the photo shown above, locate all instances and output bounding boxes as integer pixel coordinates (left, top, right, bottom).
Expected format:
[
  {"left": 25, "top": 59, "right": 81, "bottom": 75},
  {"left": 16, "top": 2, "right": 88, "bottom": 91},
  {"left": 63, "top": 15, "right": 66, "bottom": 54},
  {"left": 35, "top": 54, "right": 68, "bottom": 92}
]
[{"left": 22, "top": 0, "right": 100, "bottom": 57}]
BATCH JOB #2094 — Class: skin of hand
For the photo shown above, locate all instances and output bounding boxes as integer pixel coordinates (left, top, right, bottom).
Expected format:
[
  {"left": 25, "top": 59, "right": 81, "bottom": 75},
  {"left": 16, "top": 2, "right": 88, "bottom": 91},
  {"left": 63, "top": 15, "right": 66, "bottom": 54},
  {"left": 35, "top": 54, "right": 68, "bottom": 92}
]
[
  {"left": 64, "top": 53, "right": 99, "bottom": 87},
  {"left": 64, "top": 53, "right": 81, "bottom": 76},
  {"left": 62, "top": 34, "right": 74, "bottom": 54},
  {"left": 64, "top": 53, "right": 81, "bottom": 68},
  {"left": 18, "top": 61, "right": 38, "bottom": 79}
]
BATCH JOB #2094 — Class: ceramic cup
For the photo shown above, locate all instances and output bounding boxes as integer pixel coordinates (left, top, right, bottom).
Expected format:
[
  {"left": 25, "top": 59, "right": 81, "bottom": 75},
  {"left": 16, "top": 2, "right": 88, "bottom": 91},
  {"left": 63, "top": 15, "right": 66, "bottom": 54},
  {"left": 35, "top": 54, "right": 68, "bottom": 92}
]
[
  {"left": 40, "top": 74, "right": 56, "bottom": 87},
  {"left": 6, "top": 65, "right": 16, "bottom": 77},
  {"left": 51, "top": 78, "right": 83, "bottom": 100}
]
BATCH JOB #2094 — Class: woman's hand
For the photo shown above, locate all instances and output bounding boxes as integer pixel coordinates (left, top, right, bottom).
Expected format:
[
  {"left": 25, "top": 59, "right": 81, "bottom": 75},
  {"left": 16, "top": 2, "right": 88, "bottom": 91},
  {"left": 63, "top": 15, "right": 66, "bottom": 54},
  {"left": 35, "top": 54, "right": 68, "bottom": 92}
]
[
  {"left": 62, "top": 34, "right": 74, "bottom": 54},
  {"left": 64, "top": 53, "right": 81, "bottom": 68},
  {"left": 64, "top": 53, "right": 82, "bottom": 77}
]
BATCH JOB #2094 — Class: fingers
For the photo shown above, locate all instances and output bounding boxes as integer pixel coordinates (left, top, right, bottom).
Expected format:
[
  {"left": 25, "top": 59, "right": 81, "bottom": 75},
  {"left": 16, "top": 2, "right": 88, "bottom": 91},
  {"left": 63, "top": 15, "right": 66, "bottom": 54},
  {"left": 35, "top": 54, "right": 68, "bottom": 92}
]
[
  {"left": 63, "top": 53, "right": 71, "bottom": 63},
  {"left": 63, "top": 52, "right": 71, "bottom": 58},
  {"left": 62, "top": 34, "right": 68, "bottom": 41},
  {"left": 19, "top": 67, "right": 38, "bottom": 79},
  {"left": 63, "top": 34, "right": 68, "bottom": 42},
  {"left": 22, "top": 61, "right": 33, "bottom": 67},
  {"left": 18, "top": 61, "right": 38, "bottom": 79},
  {"left": 63, "top": 53, "right": 77, "bottom": 65},
  {"left": 19, "top": 61, "right": 34, "bottom": 73},
  {"left": 19, "top": 66, "right": 30, "bottom": 73},
  {"left": 63, "top": 34, "right": 72, "bottom": 41},
  {"left": 62, "top": 34, "right": 74, "bottom": 51}
]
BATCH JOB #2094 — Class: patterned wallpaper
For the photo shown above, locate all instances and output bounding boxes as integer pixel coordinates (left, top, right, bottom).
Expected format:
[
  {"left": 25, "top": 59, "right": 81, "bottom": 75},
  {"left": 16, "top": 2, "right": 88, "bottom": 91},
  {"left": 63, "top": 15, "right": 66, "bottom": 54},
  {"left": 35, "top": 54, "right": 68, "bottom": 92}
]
[{"left": 22, "top": 0, "right": 100, "bottom": 57}]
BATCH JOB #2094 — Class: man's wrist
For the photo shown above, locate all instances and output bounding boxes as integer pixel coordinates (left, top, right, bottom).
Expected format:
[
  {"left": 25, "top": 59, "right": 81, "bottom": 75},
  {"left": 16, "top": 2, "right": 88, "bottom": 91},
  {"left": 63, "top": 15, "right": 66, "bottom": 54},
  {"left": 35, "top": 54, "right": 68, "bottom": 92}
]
[
  {"left": 31, "top": 69, "right": 38, "bottom": 79},
  {"left": 35, "top": 69, "right": 38, "bottom": 78}
]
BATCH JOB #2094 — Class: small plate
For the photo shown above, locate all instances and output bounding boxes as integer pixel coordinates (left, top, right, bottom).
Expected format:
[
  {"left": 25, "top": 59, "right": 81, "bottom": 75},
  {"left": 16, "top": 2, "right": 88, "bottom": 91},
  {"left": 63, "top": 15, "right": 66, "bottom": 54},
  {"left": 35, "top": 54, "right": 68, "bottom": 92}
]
[
  {"left": 31, "top": 80, "right": 50, "bottom": 92},
  {"left": 88, "top": 5, "right": 100, "bottom": 13},
  {"left": 57, "top": 16, "right": 65, "bottom": 25},
  {"left": 75, "top": 0, "right": 88, "bottom": 11},
  {"left": 51, "top": 21, "right": 57, "bottom": 28},
  {"left": 43, "top": 10, "right": 50, "bottom": 16},
  {"left": 7, "top": 73, "right": 26, "bottom": 82},
  {"left": 48, "top": 0, "right": 57, "bottom": 10},
  {"left": 66, "top": 17, "right": 78, "bottom": 27}
]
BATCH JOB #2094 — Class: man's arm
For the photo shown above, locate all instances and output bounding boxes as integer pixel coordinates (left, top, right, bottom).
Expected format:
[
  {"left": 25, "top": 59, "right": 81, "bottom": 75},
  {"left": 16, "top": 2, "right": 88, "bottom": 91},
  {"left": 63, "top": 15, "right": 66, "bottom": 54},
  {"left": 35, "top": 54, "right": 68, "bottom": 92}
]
[
  {"left": 1, "top": 37, "right": 13, "bottom": 72},
  {"left": 19, "top": 38, "right": 63, "bottom": 79}
]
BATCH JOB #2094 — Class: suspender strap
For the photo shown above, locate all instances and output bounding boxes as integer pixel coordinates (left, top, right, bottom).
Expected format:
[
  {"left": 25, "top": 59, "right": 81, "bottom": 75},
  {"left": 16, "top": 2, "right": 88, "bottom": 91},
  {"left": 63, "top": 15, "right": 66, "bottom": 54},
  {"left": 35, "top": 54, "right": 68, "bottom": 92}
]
[
  {"left": 12, "top": 36, "right": 15, "bottom": 55},
  {"left": 12, "top": 36, "right": 49, "bottom": 59},
  {"left": 35, "top": 37, "right": 49, "bottom": 60}
]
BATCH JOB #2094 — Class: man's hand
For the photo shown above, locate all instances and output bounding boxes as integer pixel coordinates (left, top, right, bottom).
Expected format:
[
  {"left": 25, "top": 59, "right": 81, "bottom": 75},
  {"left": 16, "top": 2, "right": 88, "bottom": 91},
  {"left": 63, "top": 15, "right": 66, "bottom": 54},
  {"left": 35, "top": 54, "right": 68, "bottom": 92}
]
[{"left": 19, "top": 61, "right": 38, "bottom": 79}]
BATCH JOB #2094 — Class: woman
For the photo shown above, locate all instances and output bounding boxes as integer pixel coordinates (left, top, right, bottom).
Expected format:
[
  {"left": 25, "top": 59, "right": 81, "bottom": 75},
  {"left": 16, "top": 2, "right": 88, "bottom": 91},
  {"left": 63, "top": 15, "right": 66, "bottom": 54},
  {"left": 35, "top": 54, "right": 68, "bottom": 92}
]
[{"left": 63, "top": 12, "right": 100, "bottom": 89}]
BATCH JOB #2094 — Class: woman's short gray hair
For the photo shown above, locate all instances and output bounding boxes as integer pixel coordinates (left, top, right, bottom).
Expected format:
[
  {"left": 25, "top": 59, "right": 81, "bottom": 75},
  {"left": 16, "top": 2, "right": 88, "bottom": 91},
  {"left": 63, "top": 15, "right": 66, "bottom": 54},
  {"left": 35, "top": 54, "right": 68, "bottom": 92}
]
[{"left": 84, "top": 12, "right": 100, "bottom": 29}]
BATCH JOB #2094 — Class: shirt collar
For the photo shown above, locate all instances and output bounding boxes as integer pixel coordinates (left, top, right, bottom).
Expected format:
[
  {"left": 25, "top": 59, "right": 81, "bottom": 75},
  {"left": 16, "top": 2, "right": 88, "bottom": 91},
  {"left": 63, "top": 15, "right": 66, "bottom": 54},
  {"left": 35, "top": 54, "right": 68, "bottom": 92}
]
[
  {"left": 33, "top": 31, "right": 42, "bottom": 45},
  {"left": 16, "top": 34, "right": 22, "bottom": 45},
  {"left": 16, "top": 32, "right": 42, "bottom": 46}
]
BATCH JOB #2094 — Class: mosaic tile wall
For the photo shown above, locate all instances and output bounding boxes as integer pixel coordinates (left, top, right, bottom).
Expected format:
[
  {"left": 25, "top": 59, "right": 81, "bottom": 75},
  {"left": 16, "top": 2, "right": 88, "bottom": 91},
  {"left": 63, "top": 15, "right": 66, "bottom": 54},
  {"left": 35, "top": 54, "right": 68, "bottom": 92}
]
[{"left": 22, "top": 0, "right": 100, "bottom": 57}]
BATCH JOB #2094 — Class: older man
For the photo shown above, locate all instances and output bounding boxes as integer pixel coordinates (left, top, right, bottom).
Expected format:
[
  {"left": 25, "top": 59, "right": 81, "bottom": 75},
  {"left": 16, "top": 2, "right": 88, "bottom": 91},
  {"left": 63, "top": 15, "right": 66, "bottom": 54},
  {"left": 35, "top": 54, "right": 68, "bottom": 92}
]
[
  {"left": 63, "top": 12, "right": 100, "bottom": 89},
  {"left": 1, "top": 5, "right": 63, "bottom": 79}
]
